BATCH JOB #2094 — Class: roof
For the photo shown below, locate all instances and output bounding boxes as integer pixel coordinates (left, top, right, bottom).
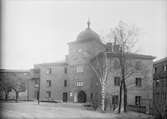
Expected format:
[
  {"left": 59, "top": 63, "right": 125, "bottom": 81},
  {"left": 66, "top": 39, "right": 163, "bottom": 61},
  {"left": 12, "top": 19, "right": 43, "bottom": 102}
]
[
  {"left": 69, "top": 21, "right": 103, "bottom": 44},
  {"left": 34, "top": 61, "right": 67, "bottom": 67},
  {"left": 93, "top": 51, "right": 155, "bottom": 60},
  {"left": 154, "top": 57, "right": 167, "bottom": 64},
  {"left": 0, "top": 69, "right": 30, "bottom": 73},
  {"left": 76, "top": 27, "right": 102, "bottom": 42}
]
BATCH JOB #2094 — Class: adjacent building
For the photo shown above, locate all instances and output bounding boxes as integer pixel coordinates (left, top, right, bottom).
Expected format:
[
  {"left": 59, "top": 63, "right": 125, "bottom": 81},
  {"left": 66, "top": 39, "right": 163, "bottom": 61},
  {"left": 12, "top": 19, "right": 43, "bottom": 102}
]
[
  {"left": 0, "top": 69, "right": 30, "bottom": 100},
  {"left": 91, "top": 51, "right": 154, "bottom": 112},
  {"left": 153, "top": 57, "right": 167, "bottom": 118}
]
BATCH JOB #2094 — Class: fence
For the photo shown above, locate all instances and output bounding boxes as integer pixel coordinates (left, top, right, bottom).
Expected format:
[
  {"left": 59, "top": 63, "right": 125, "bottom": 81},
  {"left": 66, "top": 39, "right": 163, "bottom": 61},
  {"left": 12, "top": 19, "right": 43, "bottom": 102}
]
[{"left": 127, "top": 105, "right": 146, "bottom": 113}]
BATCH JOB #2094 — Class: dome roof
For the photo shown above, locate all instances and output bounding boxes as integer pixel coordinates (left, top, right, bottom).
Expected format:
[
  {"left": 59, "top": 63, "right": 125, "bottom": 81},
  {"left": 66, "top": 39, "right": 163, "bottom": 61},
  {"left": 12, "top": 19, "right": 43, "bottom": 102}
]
[{"left": 76, "top": 21, "right": 101, "bottom": 42}]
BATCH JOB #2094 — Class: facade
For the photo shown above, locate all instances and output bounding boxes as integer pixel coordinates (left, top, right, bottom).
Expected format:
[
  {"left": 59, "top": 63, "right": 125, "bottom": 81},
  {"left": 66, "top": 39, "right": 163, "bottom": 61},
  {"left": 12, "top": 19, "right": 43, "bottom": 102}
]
[
  {"left": 91, "top": 51, "right": 154, "bottom": 113},
  {"left": 33, "top": 63, "right": 69, "bottom": 102},
  {"left": 153, "top": 57, "right": 167, "bottom": 118},
  {"left": 27, "top": 68, "right": 40, "bottom": 101},
  {"left": 27, "top": 21, "right": 154, "bottom": 113},
  {"left": 0, "top": 69, "right": 30, "bottom": 100}
]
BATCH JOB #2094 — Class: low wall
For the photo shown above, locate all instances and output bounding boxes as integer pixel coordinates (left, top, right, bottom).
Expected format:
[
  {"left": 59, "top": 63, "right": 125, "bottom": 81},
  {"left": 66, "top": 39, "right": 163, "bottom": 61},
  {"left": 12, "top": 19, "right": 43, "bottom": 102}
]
[{"left": 127, "top": 105, "right": 146, "bottom": 113}]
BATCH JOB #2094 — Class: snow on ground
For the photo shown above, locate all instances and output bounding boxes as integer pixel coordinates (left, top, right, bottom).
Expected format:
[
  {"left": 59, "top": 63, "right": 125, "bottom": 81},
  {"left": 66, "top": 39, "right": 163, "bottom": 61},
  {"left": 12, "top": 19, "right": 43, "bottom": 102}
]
[{"left": 0, "top": 101, "right": 153, "bottom": 119}]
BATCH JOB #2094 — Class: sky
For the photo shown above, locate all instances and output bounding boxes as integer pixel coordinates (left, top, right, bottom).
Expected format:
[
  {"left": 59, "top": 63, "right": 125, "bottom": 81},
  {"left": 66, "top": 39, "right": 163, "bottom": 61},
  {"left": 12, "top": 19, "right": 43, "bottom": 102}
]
[{"left": 1, "top": 0, "right": 167, "bottom": 70}]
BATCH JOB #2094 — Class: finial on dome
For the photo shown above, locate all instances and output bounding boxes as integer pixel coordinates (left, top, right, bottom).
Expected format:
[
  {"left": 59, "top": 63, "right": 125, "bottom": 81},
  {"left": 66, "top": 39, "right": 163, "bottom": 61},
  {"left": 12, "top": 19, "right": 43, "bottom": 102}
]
[{"left": 87, "top": 19, "right": 90, "bottom": 29}]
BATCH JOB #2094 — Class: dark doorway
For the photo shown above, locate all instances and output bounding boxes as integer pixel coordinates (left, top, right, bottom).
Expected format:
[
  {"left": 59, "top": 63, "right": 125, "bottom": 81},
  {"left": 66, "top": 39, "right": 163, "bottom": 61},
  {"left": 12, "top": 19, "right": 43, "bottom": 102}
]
[
  {"left": 63, "top": 92, "right": 68, "bottom": 102},
  {"left": 78, "top": 90, "right": 87, "bottom": 103}
]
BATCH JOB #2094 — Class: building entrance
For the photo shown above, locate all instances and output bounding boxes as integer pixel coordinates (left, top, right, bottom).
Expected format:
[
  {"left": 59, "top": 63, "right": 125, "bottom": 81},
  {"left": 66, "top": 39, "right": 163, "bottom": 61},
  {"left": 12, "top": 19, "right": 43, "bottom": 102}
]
[
  {"left": 63, "top": 92, "right": 68, "bottom": 102},
  {"left": 77, "top": 90, "right": 87, "bottom": 103}
]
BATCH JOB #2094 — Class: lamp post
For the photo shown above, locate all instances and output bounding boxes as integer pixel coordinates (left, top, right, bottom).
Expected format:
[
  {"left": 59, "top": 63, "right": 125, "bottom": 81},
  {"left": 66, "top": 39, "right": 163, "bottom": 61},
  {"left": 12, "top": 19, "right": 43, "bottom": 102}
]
[{"left": 38, "top": 77, "right": 40, "bottom": 104}]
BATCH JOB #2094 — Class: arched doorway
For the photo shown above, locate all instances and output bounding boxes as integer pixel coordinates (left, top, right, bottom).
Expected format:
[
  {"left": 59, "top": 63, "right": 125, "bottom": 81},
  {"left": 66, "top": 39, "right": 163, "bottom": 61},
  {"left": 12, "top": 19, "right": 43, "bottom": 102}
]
[{"left": 77, "top": 90, "right": 87, "bottom": 103}]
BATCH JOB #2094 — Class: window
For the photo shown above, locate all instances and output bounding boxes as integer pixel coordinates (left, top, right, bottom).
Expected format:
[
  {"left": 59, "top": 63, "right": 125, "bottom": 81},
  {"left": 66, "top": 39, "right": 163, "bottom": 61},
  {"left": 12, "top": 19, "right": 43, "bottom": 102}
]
[
  {"left": 114, "top": 77, "right": 120, "bottom": 86},
  {"left": 112, "top": 95, "right": 118, "bottom": 104},
  {"left": 70, "top": 92, "right": 72, "bottom": 97},
  {"left": 64, "top": 67, "right": 67, "bottom": 74},
  {"left": 76, "top": 81, "right": 83, "bottom": 87},
  {"left": 33, "top": 69, "right": 40, "bottom": 74},
  {"left": 34, "top": 79, "right": 39, "bottom": 85},
  {"left": 113, "top": 59, "right": 120, "bottom": 69},
  {"left": 90, "top": 93, "right": 93, "bottom": 100},
  {"left": 164, "top": 65, "right": 167, "bottom": 71},
  {"left": 136, "top": 77, "right": 142, "bottom": 87},
  {"left": 64, "top": 80, "right": 67, "bottom": 87},
  {"left": 135, "top": 96, "right": 141, "bottom": 105},
  {"left": 46, "top": 80, "right": 51, "bottom": 87},
  {"left": 154, "top": 67, "right": 157, "bottom": 73},
  {"left": 135, "top": 61, "right": 142, "bottom": 71},
  {"left": 34, "top": 91, "right": 38, "bottom": 98},
  {"left": 46, "top": 68, "right": 52, "bottom": 74},
  {"left": 156, "top": 80, "right": 160, "bottom": 87},
  {"left": 46, "top": 91, "right": 51, "bottom": 98},
  {"left": 76, "top": 66, "right": 83, "bottom": 72},
  {"left": 23, "top": 73, "right": 27, "bottom": 75},
  {"left": 34, "top": 79, "right": 39, "bottom": 88}
]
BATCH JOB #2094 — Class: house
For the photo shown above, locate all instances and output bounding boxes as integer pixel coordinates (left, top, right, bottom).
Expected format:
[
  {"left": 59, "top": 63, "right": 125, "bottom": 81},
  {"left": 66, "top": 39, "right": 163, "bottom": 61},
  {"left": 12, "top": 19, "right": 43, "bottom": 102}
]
[{"left": 153, "top": 57, "right": 167, "bottom": 118}]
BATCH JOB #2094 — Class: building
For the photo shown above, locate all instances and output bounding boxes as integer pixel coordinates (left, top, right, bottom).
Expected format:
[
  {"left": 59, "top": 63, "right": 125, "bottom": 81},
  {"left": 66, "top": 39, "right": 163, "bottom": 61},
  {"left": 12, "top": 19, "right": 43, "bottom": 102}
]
[
  {"left": 32, "top": 62, "right": 69, "bottom": 102},
  {"left": 29, "top": 21, "right": 105, "bottom": 103},
  {"left": 91, "top": 51, "right": 154, "bottom": 113},
  {"left": 28, "top": 21, "right": 154, "bottom": 113},
  {"left": 27, "top": 68, "right": 40, "bottom": 101},
  {"left": 0, "top": 69, "right": 30, "bottom": 100},
  {"left": 153, "top": 57, "right": 167, "bottom": 118}
]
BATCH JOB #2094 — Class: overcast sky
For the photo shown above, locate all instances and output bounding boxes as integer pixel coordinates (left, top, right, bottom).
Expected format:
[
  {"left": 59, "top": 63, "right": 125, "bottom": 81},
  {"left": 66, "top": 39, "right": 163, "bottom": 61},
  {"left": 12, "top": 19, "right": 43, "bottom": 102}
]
[{"left": 1, "top": 0, "right": 167, "bottom": 70}]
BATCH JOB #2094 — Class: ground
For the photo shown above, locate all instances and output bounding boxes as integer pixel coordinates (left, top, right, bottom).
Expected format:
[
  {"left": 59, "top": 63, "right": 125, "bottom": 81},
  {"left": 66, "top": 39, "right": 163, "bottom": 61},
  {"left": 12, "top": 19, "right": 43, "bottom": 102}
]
[{"left": 0, "top": 101, "right": 153, "bottom": 119}]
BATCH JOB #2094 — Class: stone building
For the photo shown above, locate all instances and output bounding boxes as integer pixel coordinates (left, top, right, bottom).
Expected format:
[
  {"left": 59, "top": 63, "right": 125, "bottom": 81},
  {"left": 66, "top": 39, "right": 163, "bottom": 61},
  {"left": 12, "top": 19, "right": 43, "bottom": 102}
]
[
  {"left": 153, "top": 57, "right": 167, "bottom": 118},
  {"left": 28, "top": 21, "right": 154, "bottom": 113}
]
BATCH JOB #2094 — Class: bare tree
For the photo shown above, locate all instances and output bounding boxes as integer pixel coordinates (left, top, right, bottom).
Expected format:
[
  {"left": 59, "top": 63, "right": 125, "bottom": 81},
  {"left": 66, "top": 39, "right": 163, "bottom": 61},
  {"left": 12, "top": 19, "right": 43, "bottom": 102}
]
[
  {"left": 89, "top": 52, "right": 111, "bottom": 112},
  {"left": 108, "top": 21, "right": 140, "bottom": 113},
  {"left": 0, "top": 77, "right": 12, "bottom": 101},
  {"left": 0, "top": 73, "right": 26, "bottom": 102},
  {"left": 0, "top": 74, "right": 13, "bottom": 101},
  {"left": 11, "top": 78, "right": 26, "bottom": 102},
  {"left": 90, "top": 21, "right": 152, "bottom": 113}
]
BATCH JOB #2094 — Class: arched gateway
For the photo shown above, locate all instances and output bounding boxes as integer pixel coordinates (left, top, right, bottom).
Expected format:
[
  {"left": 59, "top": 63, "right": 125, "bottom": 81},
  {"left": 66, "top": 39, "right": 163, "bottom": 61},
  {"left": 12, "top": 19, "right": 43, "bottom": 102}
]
[{"left": 77, "top": 90, "right": 87, "bottom": 103}]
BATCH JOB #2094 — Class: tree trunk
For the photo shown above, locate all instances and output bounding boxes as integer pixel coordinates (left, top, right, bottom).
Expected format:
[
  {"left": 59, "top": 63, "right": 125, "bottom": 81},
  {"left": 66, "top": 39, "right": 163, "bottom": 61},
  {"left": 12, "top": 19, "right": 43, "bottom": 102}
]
[
  {"left": 153, "top": 98, "right": 163, "bottom": 119},
  {"left": 120, "top": 49, "right": 127, "bottom": 113},
  {"left": 16, "top": 91, "right": 19, "bottom": 103},
  {"left": 5, "top": 91, "right": 8, "bottom": 101},
  {"left": 123, "top": 80, "right": 127, "bottom": 112},
  {"left": 101, "top": 81, "right": 105, "bottom": 112},
  {"left": 118, "top": 80, "right": 123, "bottom": 113}
]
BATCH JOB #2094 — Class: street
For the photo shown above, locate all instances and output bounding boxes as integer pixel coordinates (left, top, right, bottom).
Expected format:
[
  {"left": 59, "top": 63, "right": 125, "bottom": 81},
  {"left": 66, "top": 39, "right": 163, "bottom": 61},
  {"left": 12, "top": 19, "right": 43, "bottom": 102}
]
[{"left": 0, "top": 101, "right": 152, "bottom": 119}]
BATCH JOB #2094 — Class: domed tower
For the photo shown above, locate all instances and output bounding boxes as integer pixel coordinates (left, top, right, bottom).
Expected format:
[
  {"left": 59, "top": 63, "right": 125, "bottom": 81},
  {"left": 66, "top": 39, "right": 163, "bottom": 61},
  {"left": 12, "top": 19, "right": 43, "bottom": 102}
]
[
  {"left": 67, "top": 21, "right": 105, "bottom": 103},
  {"left": 68, "top": 20, "right": 105, "bottom": 65}
]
